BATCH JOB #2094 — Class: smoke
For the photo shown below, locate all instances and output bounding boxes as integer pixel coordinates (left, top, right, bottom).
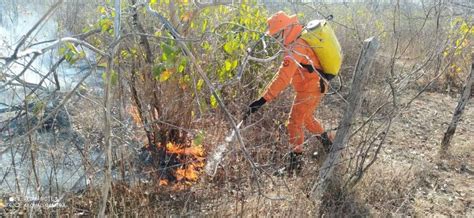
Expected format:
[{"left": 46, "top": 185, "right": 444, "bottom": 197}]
[
  {"left": 0, "top": 1, "right": 91, "bottom": 108},
  {"left": 0, "top": 1, "right": 98, "bottom": 200}
]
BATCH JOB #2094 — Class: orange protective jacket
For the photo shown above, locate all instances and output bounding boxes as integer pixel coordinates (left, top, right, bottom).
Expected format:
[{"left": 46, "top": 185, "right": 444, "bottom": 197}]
[
  {"left": 262, "top": 37, "right": 323, "bottom": 102},
  {"left": 262, "top": 24, "right": 327, "bottom": 153}
]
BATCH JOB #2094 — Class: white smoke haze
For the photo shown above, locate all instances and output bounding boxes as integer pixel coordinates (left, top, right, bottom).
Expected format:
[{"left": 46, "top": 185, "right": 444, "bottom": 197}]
[
  {"left": 0, "top": 1, "right": 104, "bottom": 201},
  {"left": 1, "top": 1, "right": 95, "bottom": 97}
]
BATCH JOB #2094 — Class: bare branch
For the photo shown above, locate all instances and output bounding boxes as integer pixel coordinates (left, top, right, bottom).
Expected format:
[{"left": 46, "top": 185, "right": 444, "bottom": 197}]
[{"left": 11, "top": 0, "right": 64, "bottom": 59}]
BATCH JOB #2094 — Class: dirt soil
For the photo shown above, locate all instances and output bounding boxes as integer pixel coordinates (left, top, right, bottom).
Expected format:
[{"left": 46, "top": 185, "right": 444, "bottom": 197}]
[
  {"left": 384, "top": 91, "right": 474, "bottom": 216},
  {"left": 198, "top": 90, "right": 473, "bottom": 216}
]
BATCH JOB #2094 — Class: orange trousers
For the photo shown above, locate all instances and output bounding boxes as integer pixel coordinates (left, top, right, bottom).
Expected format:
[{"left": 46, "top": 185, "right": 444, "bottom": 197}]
[{"left": 288, "top": 91, "right": 324, "bottom": 153}]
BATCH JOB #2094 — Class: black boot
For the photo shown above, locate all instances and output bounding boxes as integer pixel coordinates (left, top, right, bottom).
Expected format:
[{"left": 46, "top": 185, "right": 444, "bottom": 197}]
[
  {"left": 287, "top": 152, "right": 303, "bottom": 176},
  {"left": 317, "top": 132, "right": 333, "bottom": 153}
]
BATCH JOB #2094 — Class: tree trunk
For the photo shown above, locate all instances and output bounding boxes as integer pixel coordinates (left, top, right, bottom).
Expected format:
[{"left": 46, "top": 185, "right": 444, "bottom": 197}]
[
  {"left": 130, "top": 0, "right": 154, "bottom": 64},
  {"left": 440, "top": 62, "right": 473, "bottom": 156},
  {"left": 311, "top": 37, "right": 379, "bottom": 201}
]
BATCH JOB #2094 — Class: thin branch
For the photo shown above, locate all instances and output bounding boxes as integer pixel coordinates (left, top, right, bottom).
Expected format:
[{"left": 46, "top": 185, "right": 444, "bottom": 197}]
[
  {"left": 11, "top": 0, "right": 64, "bottom": 60},
  {"left": 16, "top": 37, "right": 108, "bottom": 59},
  {"left": 99, "top": 0, "right": 121, "bottom": 216}
]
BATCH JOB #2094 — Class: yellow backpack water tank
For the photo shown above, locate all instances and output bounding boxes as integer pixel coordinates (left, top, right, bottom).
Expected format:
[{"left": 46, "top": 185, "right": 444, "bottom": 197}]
[{"left": 300, "top": 19, "right": 342, "bottom": 76}]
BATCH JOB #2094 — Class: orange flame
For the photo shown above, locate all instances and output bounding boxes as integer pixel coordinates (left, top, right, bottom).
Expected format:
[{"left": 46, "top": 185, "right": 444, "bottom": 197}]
[
  {"left": 176, "top": 165, "right": 199, "bottom": 181},
  {"left": 163, "top": 142, "right": 205, "bottom": 184},
  {"left": 166, "top": 143, "right": 204, "bottom": 157},
  {"left": 159, "top": 179, "right": 169, "bottom": 186}
]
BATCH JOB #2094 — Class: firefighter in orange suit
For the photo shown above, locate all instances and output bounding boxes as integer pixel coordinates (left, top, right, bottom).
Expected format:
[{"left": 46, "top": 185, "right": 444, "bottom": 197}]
[{"left": 245, "top": 11, "right": 334, "bottom": 173}]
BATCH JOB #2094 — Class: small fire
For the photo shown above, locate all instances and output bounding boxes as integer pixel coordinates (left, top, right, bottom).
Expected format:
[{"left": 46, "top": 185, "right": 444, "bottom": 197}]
[
  {"left": 166, "top": 143, "right": 204, "bottom": 157},
  {"left": 159, "top": 179, "right": 169, "bottom": 186},
  {"left": 159, "top": 142, "right": 206, "bottom": 186},
  {"left": 176, "top": 165, "right": 199, "bottom": 181},
  {"left": 128, "top": 105, "right": 206, "bottom": 187}
]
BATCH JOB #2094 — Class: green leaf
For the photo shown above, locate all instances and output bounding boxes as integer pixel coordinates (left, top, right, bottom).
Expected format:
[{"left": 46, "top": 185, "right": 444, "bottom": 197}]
[
  {"left": 152, "top": 64, "right": 166, "bottom": 78},
  {"left": 98, "top": 6, "right": 106, "bottom": 14},
  {"left": 65, "top": 42, "right": 78, "bottom": 54},
  {"left": 196, "top": 79, "right": 204, "bottom": 91},
  {"left": 218, "top": 68, "right": 225, "bottom": 82},
  {"left": 99, "top": 18, "right": 113, "bottom": 32},
  {"left": 202, "top": 41, "right": 211, "bottom": 51},
  {"left": 161, "top": 43, "right": 176, "bottom": 64},
  {"left": 251, "top": 32, "right": 258, "bottom": 41},
  {"left": 162, "top": 43, "right": 175, "bottom": 56},
  {"left": 178, "top": 63, "right": 185, "bottom": 73},
  {"left": 224, "top": 59, "right": 232, "bottom": 71},
  {"left": 223, "top": 40, "right": 237, "bottom": 55},
  {"left": 201, "top": 19, "right": 208, "bottom": 33},
  {"left": 177, "top": 57, "right": 187, "bottom": 73},
  {"left": 232, "top": 59, "right": 238, "bottom": 69},
  {"left": 242, "top": 32, "right": 249, "bottom": 43},
  {"left": 65, "top": 52, "right": 76, "bottom": 64},
  {"left": 210, "top": 94, "right": 218, "bottom": 109},
  {"left": 120, "top": 50, "right": 129, "bottom": 58},
  {"left": 58, "top": 46, "right": 66, "bottom": 56}
]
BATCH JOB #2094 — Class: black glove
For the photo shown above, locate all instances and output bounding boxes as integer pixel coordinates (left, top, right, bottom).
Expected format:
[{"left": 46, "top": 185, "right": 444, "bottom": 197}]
[{"left": 244, "top": 97, "right": 267, "bottom": 119}]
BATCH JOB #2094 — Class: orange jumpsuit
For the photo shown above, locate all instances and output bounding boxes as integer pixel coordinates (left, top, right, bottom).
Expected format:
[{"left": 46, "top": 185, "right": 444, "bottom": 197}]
[{"left": 262, "top": 28, "right": 326, "bottom": 154}]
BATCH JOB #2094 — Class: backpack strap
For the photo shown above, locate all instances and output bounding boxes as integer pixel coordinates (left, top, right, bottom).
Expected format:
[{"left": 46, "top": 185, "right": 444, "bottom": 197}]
[
  {"left": 300, "top": 63, "right": 315, "bottom": 73},
  {"left": 299, "top": 62, "right": 335, "bottom": 81},
  {"left": 320, "top": 72, "right": 335, "bottom": 81}
]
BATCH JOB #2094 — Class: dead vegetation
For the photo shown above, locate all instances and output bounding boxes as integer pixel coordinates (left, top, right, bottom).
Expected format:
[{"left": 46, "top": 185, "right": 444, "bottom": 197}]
[{"left": 0, "top": 0, "right": 472, "bottom": 216}]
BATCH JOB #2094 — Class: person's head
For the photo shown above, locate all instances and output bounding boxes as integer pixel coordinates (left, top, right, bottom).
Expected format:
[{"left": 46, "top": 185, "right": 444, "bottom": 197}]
[{"left": 266, "top": 11, "right": 301, "bottom": 45}]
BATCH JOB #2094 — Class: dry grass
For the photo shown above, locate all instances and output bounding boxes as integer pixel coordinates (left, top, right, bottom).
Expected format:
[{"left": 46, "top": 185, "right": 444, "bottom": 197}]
[{"left": 1, "top": 1, "right": 473, "bottom": 216}]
